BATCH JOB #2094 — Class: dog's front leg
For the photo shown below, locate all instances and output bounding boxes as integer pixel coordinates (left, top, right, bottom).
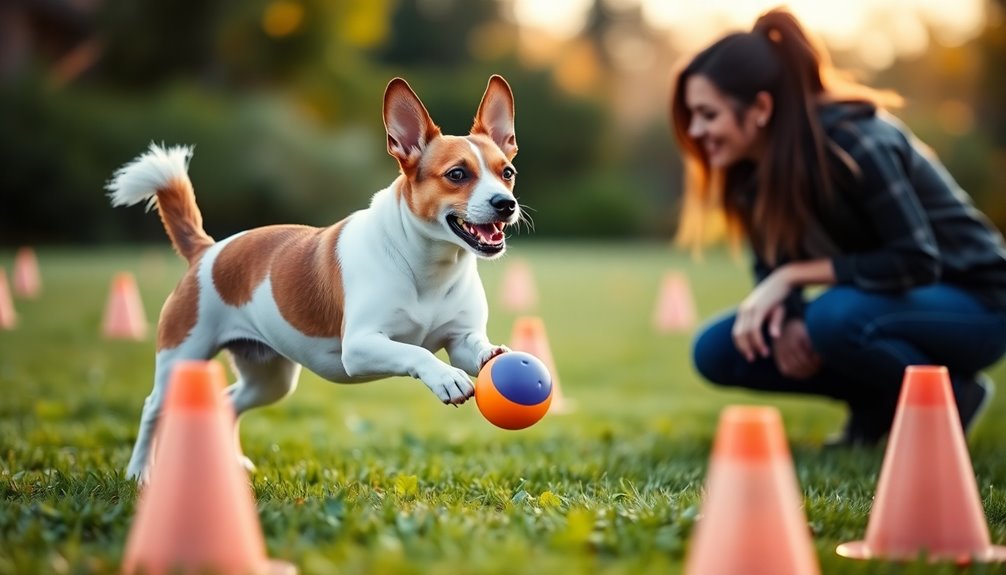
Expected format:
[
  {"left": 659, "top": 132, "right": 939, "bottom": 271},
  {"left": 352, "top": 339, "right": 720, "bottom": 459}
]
[
  {"left": 342, "top": 334, "right": 475, "bottom": 405},
  {"left": 447, "top": 332, "right": 509, "bottom": 375}
]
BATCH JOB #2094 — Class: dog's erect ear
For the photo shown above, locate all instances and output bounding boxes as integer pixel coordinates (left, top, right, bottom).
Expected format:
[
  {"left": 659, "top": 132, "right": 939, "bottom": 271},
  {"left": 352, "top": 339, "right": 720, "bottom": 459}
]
[
  {"left": 471, "top": 75, "right": 517, "bottom": 160},
  {"left": 384, "top": 78, "right": 441, "bottom": 170}
]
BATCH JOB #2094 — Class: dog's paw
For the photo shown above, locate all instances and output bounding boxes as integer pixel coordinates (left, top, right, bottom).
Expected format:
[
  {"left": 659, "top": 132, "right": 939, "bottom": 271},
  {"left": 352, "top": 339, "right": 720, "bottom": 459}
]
[
  {"left": 238, "top": 454, "right": 257, "bottom": 473},
  {"left": 126, "top": 464, "right": 151, "bottom": 486},
  {"left": 477, "top": 344, "right": 511, "bottom": 370},
  {"left": 423, "top": 365, "right": 475, "bottom": 405}
]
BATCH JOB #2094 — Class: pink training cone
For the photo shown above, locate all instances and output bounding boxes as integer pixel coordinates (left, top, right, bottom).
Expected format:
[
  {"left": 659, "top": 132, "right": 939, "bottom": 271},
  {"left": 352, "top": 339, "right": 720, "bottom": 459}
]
[
  {"left": 500, "top": 258, "right": 538, "bottom": 313},
  {"left": 685, "top": 406, "right": 821, "bottom": 575},
  {"left": 837, "top": 365, "right": 1006, "bottom": 564},
  {"left": 13, "top": 247, "right": 41, "bottom": 299},
  {"left": 102, "top": 272, "right": 148, "bottom": 340},
  {"left": 0, "top": 268, "right": 16, "bottom": 330},
  {"left": 121, "top": 361, "right": 296, "bottom": 575},
  {"left": 653, "top": 271, "right": 697, "bottom": 333},
  {"left": 509, "top": 315, "right": 573, "bottom": 414}
]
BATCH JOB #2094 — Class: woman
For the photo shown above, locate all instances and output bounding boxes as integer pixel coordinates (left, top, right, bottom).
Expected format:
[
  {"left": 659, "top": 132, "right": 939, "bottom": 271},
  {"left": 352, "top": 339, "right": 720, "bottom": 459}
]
[{"left": 671, "top": 8, "right": 1006, "bottom": 446}]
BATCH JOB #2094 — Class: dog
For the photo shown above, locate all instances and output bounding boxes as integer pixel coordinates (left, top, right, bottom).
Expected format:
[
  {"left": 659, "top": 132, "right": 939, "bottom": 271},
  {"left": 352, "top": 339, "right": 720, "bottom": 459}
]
[{"left": 107, "top": 76, "right": 522, "bottom": 482}]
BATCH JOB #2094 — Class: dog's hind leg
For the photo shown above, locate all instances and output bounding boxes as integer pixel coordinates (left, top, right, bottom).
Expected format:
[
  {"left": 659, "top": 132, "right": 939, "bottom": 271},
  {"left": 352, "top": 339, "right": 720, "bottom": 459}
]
[
  {"left": 224, "top": 340, "right": 301, "bottom": 472},
  {"left": 125, "top": 345, "right": 214, "bottom": 483}
]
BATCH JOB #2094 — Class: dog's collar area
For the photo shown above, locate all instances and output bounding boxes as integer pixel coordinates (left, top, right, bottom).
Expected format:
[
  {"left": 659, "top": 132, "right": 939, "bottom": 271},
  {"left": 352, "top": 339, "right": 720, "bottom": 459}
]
[{"left": 447, "top": 215, "right": 506, "bottom": 255}]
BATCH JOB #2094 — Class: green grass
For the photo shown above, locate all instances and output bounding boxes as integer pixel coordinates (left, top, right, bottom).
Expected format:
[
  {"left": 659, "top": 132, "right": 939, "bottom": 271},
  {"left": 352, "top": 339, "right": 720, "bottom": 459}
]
[{"left": 2, "top": 243, "right": 1005, "bottom": 574}]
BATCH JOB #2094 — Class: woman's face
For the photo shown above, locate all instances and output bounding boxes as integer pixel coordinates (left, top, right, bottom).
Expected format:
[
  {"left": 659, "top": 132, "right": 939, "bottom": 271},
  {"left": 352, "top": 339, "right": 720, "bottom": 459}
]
[{"left": 684, "top": 74, "right": 766, "bottom": 169}]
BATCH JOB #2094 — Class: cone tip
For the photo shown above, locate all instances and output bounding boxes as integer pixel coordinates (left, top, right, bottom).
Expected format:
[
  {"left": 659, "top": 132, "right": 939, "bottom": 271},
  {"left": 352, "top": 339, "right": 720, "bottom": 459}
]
[
  {"left": 902, "top": 365, "right": 952, "bottom": 406},
  {"left": 166, "top": 361, "right": 226, "bottom": 411},
  {"left": 514, "top": 315, "right": 545, "bottom": 334},
  {"left": 713, "top": 406, "right": 788, "bottom": 461},
  {"left": 115, "top": 271, "right": 137, "bottom": 288}
]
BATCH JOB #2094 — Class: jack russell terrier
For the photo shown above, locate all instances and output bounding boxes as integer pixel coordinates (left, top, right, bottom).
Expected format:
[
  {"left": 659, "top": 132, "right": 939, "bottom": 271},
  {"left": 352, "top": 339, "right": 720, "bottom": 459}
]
[{"left": 107, "top": 76, "right": 522, "bottom": 482}]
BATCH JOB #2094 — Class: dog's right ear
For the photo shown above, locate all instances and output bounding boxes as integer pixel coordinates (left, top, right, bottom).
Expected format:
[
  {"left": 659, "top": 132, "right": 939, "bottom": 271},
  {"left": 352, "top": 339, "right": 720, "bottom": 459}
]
[{"left": 383, "top": 78, "right": 441, "bottom": 171}]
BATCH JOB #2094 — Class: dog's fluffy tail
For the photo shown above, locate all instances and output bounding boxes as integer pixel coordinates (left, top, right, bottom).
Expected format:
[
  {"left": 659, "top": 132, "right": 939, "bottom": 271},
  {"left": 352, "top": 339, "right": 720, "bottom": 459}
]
[{"left": 106, "top": 143, "right": 214, "bottom": 264}]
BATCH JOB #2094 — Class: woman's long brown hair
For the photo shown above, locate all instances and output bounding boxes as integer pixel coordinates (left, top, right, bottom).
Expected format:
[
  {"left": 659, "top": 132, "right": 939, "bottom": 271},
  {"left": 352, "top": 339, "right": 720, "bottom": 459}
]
[{"left": 671, "top": 8, "right": 900, "bottom": 264}]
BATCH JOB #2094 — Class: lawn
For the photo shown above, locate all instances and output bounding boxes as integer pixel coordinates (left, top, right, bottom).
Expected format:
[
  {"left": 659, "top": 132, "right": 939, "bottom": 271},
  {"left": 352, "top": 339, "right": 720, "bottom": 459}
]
[{"left": 2, "top": 242, "right": 1005, "bottom": 575}]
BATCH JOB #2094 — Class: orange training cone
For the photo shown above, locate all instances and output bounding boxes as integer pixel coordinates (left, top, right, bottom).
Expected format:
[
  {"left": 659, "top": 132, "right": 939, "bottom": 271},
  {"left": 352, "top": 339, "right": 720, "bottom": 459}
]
[
  {"left": 0, "top": 268, "right": 16, "bottom": 330},
  {"left": 121, "top": 361, "right": 296, "bottom": 575},
  {"left": 500, "top": 258, "right": 538, "bottom": 313},
  {"left": 837, "top": 365, "right": 1006, "bottom": 564},
  {"left": 653, "top": 271, "right": 697, "bottom": 333},
  {"left": 102, "top": 272, "right": 147, "bottom": 340},
  {"left": 13, "top": 247, "right": 41, "bottom": 299},
  {"left": 684, "top": 406, "right": 821, "bottom": 575},
  {"left": 509, "top": 315, "right": 574, "bottom": 414}
]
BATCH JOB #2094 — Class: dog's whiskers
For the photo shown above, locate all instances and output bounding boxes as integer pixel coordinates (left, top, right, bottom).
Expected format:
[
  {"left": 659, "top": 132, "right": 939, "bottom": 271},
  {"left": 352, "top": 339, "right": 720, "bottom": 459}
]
[{"left": 515, "top": 203, "right": 536, "bottom": 234}]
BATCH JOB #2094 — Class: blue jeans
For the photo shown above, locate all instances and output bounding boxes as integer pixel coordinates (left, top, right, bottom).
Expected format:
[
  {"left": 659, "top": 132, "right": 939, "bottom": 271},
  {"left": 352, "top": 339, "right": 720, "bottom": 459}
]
[{"left": 693, "top": 284, "right": 1006, "bottom": 433}]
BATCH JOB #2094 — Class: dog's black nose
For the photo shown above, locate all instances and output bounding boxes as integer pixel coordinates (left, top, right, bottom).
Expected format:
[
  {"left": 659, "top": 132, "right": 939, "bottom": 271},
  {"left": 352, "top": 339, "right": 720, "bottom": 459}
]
[{"left": 490, "top": 194, "right": 517, "bottom": 217}]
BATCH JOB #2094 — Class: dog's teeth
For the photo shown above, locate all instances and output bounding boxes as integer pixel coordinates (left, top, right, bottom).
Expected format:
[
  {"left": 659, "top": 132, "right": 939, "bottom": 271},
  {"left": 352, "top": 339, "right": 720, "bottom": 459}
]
[{"left": 456, "top": 217, "right": 464, "bottom": 226}]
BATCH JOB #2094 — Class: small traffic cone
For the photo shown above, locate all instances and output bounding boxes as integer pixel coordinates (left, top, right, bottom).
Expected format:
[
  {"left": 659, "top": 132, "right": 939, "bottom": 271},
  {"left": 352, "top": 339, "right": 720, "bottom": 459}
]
[
  {"left": 121, "top": 360, "right": 296, "bottom": 575},
  {"left": 653, "top": 271, "right": 697, "bottom": 333},
  {"left": 837, "top": 365, "right": 1006, "bottom": 564},
  {"left": 102, "top": 272, "right": 148, "bottom": 340},
  {"left": 13, "top": 247, "right": 41, "bottom": 299},
  {"left": 684, "top": 406, "right": 821, "bottom": 575},
  {"left": 500, "top": 258, "right": 538, "bottom": 312},
  {"left": 509, "top": 316, "right": 574, "bottom": 414},
  {"left": 0, "top": 268, "right": 16, "bottom": 330}
]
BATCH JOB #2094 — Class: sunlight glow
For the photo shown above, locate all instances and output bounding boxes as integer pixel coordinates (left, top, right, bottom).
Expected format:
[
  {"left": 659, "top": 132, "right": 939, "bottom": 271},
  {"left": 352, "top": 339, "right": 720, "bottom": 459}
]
[
  {"left": 638, "top": 0, "right": 986, "bottom": 68},
  {"left": 262, "top": 0, "right": 304, "bottom": 38},
  {"left": 509, "top": 0, "right": 987, "bottom": 70},
  {"left": 512, "top": 0, "right": 594, "bottom": 40}
]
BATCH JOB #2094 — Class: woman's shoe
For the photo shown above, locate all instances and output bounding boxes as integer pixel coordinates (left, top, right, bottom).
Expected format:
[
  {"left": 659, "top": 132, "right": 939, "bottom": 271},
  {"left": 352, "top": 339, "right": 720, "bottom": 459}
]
[{"left": 822, "top": 407, "right": 890, "bottom": 449}]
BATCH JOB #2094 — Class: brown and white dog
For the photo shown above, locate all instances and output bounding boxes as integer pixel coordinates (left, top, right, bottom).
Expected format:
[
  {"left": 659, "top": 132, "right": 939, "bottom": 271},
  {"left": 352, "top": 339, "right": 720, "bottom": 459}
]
[{"left": 108, "top": 76, "right": 522, "bottom": 482}]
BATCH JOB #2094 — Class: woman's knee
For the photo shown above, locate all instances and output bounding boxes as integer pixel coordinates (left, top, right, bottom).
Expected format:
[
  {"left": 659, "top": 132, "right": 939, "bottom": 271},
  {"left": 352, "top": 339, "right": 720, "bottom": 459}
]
[
  {"left": 804, "top": 287, "right": 870, "bottom": 358},
  {"left": 691, "top": 314, "right": 740, "bottom": 387}
]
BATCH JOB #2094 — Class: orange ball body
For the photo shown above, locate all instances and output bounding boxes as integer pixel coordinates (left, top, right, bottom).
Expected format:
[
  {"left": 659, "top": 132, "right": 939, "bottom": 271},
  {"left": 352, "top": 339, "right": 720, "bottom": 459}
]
[{"left": 475, "top": 352, "right": 553, "bottom": 430}]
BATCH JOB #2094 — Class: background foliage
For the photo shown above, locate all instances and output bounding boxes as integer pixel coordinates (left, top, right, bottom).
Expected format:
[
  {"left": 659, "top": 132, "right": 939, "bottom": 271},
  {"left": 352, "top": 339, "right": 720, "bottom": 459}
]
[{"left": 3, "top": 0, "right": 1005, "bottom": 244}]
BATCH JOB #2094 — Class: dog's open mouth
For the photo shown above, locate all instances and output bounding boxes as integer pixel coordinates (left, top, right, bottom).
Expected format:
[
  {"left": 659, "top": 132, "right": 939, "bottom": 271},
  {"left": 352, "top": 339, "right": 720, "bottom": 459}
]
[{"left": 448, "top": 215, "right": 507, "bottom": 255}]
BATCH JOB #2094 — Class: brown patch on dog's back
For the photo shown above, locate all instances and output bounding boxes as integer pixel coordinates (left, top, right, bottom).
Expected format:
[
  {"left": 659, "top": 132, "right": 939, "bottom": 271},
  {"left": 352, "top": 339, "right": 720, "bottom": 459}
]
[
  {"left": 212, "top": 226, "right": 310, "bottom": 306},
  {"left": 271, "top": 222, "right": 347, "bottom": 338},
  {"left": 157, "top": 256, "right": 202, "bottom": 351}
]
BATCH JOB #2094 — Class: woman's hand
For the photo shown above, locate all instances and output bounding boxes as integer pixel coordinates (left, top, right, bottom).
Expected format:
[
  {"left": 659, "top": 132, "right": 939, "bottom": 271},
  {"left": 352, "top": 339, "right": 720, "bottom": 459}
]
[
  {"left": 732, "top": 267, "right": 792, "bottom": 361},
  {"left": 772, "top": 318, "right": 821, "bottom": 379}
]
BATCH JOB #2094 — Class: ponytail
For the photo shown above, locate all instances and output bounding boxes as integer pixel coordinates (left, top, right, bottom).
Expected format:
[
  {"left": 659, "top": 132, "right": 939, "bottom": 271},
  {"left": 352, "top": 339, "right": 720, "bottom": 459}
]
[{"left": 748, "top": 8, "right": 830, "bottom": 263}]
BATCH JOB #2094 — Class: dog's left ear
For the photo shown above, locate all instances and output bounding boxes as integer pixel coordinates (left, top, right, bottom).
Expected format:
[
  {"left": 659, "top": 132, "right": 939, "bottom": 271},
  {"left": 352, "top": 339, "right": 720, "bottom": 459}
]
[
  {"left": 384, "top": 78, "right": 441, "bottom": 171},
  {"left": 471, "top": 75, "right": 517, "bottom": 160}
]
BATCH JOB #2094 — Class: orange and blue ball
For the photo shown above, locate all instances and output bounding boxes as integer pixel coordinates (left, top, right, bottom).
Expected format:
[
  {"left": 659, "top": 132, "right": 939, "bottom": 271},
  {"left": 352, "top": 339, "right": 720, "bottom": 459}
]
[{"left": 475, "top": 351, "right": 553, "bottom": 430}]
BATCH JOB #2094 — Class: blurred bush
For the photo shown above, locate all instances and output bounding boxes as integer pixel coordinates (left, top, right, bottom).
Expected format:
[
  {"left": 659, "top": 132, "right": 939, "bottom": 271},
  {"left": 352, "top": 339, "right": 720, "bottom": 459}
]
[
  {"left": 0, "top": 76, "right": 389, "bottom": 243},
  {"left": 3, "top": 0, "right": 1002, "bottom": 245}
]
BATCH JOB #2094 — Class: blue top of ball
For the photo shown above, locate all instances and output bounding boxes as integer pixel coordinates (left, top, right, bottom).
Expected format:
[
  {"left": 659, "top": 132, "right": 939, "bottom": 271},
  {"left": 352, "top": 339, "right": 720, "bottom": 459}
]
[{"left": 490, "top": 352, "right": 552, "bottom": 406}]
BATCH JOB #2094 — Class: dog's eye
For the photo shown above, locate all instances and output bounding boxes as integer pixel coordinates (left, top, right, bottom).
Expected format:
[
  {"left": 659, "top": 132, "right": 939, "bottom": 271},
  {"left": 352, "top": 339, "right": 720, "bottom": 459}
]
[
  {"left": 502, "top": 167, "right": 516, "bottom": 181},
  {"left": 446, "top": 168, "right": 467, "bottom": 182}
]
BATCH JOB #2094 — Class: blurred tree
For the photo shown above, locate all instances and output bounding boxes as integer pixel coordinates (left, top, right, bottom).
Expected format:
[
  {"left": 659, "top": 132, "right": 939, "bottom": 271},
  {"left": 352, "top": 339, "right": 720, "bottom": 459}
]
[
  {"left": 977, "top": 0, "right": 1006, "bottom": 226},
  {"left": 980, "top": 0, "right": 1006, "bottom": 147},
  {"left": 9, "top": 0, "right": 1003, "bottom": 245},
  {"left": 98, "top": 0, "right": 226, "bottom": 88},
  {"left": 375, "top": 0, "right": 500, "bottom": 68}
]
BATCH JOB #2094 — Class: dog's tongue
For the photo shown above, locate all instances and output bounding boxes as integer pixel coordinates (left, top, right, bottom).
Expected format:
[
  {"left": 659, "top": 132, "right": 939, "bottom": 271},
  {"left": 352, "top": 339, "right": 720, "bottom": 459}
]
[{"left": 472, "top": 223, "right": 505, "bottom": 244}]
